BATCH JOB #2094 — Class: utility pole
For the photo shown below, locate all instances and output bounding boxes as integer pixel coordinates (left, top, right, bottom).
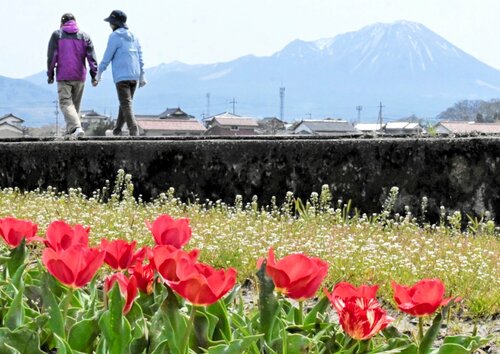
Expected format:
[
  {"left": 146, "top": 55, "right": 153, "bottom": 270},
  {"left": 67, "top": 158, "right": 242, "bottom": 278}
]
[
  {"left": 229, "top": 98, "right": 237, "bottom": 114},
  {"left": 53, "top": 99, "right": 59, "bottom": 136},
  {"left": 377, "top": 102, "right": 384, "bottom": 131},
  {"left": 279, "top": 87, "right": 285, "bottom": 121},
  {"left": 356, "top": 105, "right": 363, "bottom": 123},
  {"left": 206, "top": 92, "right": 210, "bottom": 118}
]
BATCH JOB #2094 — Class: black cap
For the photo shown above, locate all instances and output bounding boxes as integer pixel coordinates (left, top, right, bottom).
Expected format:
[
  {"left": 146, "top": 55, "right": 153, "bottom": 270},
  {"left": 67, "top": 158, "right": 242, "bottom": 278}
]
[
  {"left": 104, "top": 10, "right": 127, "bottom": 25},
  {"left": 61, "top": 13, "right": 75, "bottom": 24}
]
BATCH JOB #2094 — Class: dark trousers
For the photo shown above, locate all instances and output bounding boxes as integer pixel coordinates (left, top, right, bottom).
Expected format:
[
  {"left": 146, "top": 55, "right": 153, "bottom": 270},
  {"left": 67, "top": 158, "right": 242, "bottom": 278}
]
[{"left": 114, "top": 80, "right": 138, "bottom": 136}]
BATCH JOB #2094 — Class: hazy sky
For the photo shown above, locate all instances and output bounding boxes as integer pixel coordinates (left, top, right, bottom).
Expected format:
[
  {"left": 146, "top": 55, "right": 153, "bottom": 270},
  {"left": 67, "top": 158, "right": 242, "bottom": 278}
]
[{"left": 2, "top": 0, "right": 500, "bottom": 78}]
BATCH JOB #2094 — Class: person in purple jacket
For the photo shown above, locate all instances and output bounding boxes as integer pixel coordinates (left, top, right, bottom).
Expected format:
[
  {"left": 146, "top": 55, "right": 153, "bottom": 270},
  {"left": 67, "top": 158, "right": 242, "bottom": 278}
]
[{"left": 47, "top": 13, "right": 98, "bottom": 137}]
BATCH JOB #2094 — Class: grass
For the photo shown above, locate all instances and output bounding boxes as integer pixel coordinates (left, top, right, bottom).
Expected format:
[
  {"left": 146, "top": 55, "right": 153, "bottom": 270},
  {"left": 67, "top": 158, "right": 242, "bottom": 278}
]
[{"left": 0, "top": 170, "right": 498, "bottom": 318}]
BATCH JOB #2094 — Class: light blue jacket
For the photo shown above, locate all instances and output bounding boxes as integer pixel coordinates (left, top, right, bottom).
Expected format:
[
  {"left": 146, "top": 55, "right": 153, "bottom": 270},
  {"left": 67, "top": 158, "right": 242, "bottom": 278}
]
[{"left": 98, "top": 28, "right": 144, "bottom": 83}]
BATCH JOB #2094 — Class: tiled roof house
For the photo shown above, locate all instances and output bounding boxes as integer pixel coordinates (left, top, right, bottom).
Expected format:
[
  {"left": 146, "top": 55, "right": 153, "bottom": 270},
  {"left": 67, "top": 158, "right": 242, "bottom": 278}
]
[
  {"left": 435, "top": 121, "right": 500, "bottom": 135},
  {"left": 0, "top": 113, "right": 26, "bottom": 138},
  {"left": 293, "top": 119, "right": 361, "bottom": 136},
  {"left": 204, "top": 112, "right": 259, "bottom": 136},
  {"left": 136, "top": 107, "right": 206, "bottom": 136}
]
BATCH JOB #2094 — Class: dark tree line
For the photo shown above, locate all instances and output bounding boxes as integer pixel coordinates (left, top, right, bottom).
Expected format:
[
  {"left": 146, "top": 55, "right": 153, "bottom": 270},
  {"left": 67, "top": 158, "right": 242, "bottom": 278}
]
[{"left": 437, "top": 99, "right": 500, "bottom": 122}]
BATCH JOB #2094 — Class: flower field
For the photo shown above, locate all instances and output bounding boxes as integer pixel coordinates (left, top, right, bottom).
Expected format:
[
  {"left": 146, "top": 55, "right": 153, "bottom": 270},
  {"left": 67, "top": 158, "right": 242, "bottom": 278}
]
[{"left": 0, "top": 170, "right": 498, "bottom": 353}]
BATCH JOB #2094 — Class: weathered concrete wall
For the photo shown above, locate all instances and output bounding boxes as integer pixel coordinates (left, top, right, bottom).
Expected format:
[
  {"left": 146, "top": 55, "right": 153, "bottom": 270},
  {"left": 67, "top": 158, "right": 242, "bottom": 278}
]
[{"left": 0, "top": 136, "right": 499, "bottom": 222}]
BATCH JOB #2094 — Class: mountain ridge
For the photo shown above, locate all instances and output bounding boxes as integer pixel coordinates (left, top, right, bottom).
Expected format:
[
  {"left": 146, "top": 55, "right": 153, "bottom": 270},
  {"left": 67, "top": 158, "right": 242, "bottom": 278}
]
[{"left": 4, "top": 20, "right": 500, "bottom": 126}]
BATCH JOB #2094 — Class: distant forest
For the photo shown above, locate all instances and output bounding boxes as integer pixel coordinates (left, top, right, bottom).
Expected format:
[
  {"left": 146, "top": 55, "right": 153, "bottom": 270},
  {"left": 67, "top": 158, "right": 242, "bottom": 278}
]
[{"left": 437, "top": 99, "right": 500, "bottom": 122}]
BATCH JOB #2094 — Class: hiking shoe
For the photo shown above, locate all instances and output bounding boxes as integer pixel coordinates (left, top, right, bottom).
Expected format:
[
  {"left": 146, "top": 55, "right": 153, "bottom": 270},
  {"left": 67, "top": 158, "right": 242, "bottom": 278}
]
[
  {"left": 112, "top": 128, "right": 122, "bottom": 136},
  {"left": 72, "top": 127, "right": 85, "bottom": 138}
]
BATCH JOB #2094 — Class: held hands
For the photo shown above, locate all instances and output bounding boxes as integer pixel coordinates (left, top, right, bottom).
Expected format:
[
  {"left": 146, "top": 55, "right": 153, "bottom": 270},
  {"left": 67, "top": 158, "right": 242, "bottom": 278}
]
[
  {"left": 92, "top": 72, "right": 101, "bottom": 87},
  {"left": 139, "top": 75, "right": 147, "bottom": 88}
]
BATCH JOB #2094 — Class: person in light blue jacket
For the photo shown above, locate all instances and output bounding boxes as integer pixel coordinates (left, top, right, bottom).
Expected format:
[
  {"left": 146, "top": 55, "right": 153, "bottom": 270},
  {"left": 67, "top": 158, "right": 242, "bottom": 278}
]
[{"left": 95, "top": 10, "right": 146, "bottom": 136}]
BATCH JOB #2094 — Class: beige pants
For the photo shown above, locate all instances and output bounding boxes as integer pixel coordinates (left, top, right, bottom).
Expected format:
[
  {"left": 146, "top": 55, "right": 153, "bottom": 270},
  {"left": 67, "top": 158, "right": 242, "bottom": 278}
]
[{"left": 57, "top": 81, "right": 84, "bottom": 134}]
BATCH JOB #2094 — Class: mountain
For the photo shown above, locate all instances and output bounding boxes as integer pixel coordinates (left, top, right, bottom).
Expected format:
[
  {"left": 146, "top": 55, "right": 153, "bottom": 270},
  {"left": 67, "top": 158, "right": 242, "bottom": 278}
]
[
  {"left": 5, "top": 20, "right": 500, "bottom": 125},
  {"left": 0, "top": 75, "right": 55, "bottom": 126}
]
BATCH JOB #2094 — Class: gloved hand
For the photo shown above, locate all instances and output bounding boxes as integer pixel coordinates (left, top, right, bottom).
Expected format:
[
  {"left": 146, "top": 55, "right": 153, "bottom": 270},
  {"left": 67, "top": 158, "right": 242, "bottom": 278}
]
[
  {"left": 95, "top": 72, "right": 102, "bottom": 83},
  {"left": 92, "top": 79, "right": 98, "bottom": 87},
  {"left": 139, "top": 75, "right": 147, "bottom": 88},
  {"left": 47, "top": 77, "right": 54, "bottom": 84}
]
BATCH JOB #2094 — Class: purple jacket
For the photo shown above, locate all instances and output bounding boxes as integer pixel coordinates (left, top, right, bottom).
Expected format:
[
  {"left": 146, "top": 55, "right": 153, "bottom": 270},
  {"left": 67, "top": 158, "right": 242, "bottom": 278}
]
[{"left": 47, "top": 21, "right": 98, "bottom": 81}]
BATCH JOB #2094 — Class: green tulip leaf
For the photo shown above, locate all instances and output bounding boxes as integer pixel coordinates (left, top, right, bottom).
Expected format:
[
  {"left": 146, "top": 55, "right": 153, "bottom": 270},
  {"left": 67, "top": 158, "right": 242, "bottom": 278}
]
[
  {"left": 53, "top": 333, "right": 74, "bottom": 354},
  {"left": 150, "top": 286, "right": 187, "bottom": 354},
  {"left": 41, "top": 276, "right": 65, "bottom": 339},
  {"left": 129, "top": 336, "right": 148, "bottom": 354},
  {"left": 1, "top": 344, "right": 22, "bottom": 354},
  {"left": 126, "top": 302, "right": 149, "bottom": 354},
  {"left": 286, "top": 304, "right": 301, "bottom": 324},
  {"left": 221, "top": 283, "right": 241, "bottom": 306},
  {"left": 193, "top": 308, "right": 211, "bottom": 350},
  {"left": 6, "top": 239, "right": 26, "bottom": 278},
  {"left": 304, "top": 296, "right": 330, "bottom": 327},
  {"left": 442, "top": 335, "right": 492, "bottom": 352},
  {"left": 82, "top": 277, "right": 99, "bottom": 319},
  {"left": 149, "top": 340, "right": 169, "bottom": 354},
  {"left": 126, "top": 302, "right": 146, "bottom": 338},
  {"left": 256, "top": 260, "right": 279, "bottom": 343},
  {"left": 270, "top": 332, "right": 312, "bottom": 354},
  {"left": 98, "top": 283, "right": 132, "bottom": 354},
  {"left": 0, "top": 327, "right": 44, "bottom": 354},
  {"left": 95, "top": 337, "right": 107, "bottom": 354},
  {"left": 382, "top": 326, "right": 406, "bottom": 339},
  {"left": 67, "top": 317, "right": 100, "bottom": 352},
  {"left": 205, "top": 334, "right": 263, "bottom": 354},
  {"left": 136, "top": 291, "right": 155, "bottom": 316},
  {"left": 431, "top": 343, "right": 470, "bottom": 354},
  {"left": 4, "top": 277, "right": 25, "bottom": 330},
  {"left": 419, "top": 300, "right": 455, "bottom": 354},
  {"left": 373, "top": 338, "right": 418, "bottom": 354},
  {"left": 206, "top": 300, "right": 231, "bottom": 341},
  {"left": 10, "top": 263, "right": 26, "bottom": 291}
]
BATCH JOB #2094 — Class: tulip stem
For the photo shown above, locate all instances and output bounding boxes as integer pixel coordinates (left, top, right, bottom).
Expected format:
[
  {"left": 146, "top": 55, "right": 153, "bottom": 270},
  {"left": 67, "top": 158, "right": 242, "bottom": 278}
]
[
  {"left": 418, "top": 317, "right": 424, "bottom": 343},
  {"left": 357, "top": 339, "right": 369, "bottom": 353},
  {"left": 62, "top": 287, "right": 74, "bottom": 337},
  {"left": 298, "top": 301, "right": 304, "bottom": 325},
  {"left": 182, "top": 305, "right": 197, "bottom": 354}
]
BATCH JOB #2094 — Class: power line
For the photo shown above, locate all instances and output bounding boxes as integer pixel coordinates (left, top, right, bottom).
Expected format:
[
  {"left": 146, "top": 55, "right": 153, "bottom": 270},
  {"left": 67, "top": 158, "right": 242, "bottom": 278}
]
[
  {"left": 53, "top": 99, "right": 60, "bottom": 136},
  {"left": 279, "top": 87, "right": 285, "bottom": 120},
  {"left": 229, "top": 98, "right": 237, "bottom": 114},
  {"left": 356, "top": 105, "right": 363, "bottom": 123},
  {"left": 377, "top": 102, "right": 385, "bottom": 130},
  {"left": 206, "top": 92, "right": 210, "bottom": 117}
]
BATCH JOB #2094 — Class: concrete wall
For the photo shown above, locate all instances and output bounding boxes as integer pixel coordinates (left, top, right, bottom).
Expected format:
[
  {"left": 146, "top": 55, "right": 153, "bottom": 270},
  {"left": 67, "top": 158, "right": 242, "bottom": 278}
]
[{"left": 0, "top": 136, "right": 499, "bottom": 222}]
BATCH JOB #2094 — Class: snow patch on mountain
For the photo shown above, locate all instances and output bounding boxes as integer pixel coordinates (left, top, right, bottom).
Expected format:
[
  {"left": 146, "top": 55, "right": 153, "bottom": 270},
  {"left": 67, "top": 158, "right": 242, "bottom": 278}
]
[
  {"left": 476, "top": 80, "right": 500, "bottom": 92},
  {"left": 200, "top": 68, "right": 232, "bottom": 81}
]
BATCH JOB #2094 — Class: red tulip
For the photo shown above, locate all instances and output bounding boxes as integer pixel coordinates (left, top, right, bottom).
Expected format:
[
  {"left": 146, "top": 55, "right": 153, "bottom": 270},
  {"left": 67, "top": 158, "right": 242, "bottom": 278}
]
[
  {"left": 101, "top": 239, "right": 148, "bottom": 270},
  {"left": 168, "top": 261, "right": 237, "bottom": 306},
  {"left": 42, "top": 246, "right": 105, "bottom": 289},
  {"left": 262, "top": 248, "right": 328, "bottom": 300},
  {"left": 0, "top": 217, "right": 40, "bottom": 248},
  {"left": 324, "top": 282, "right": 379, "bottom": 313},
  {"left": 146, "top": 214, "right": 191, "bottom": 248},
  {"left": 337, "top": 297, "right": 394, "bottom": 340},
  {"left": 152, "top": 245, "right": 200, "bottom": 282},
  {"left": 129, "top": 261, "right": 155, "bottom": 294},
  {"left": 391, "top": 279, "right": 455, "bottom": 317},
  {"left": 45, "top": 220, "right": 89, "bottom": 251},
  {"left": 104, "top": 273, "right": 138, "bottom": 314}
]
